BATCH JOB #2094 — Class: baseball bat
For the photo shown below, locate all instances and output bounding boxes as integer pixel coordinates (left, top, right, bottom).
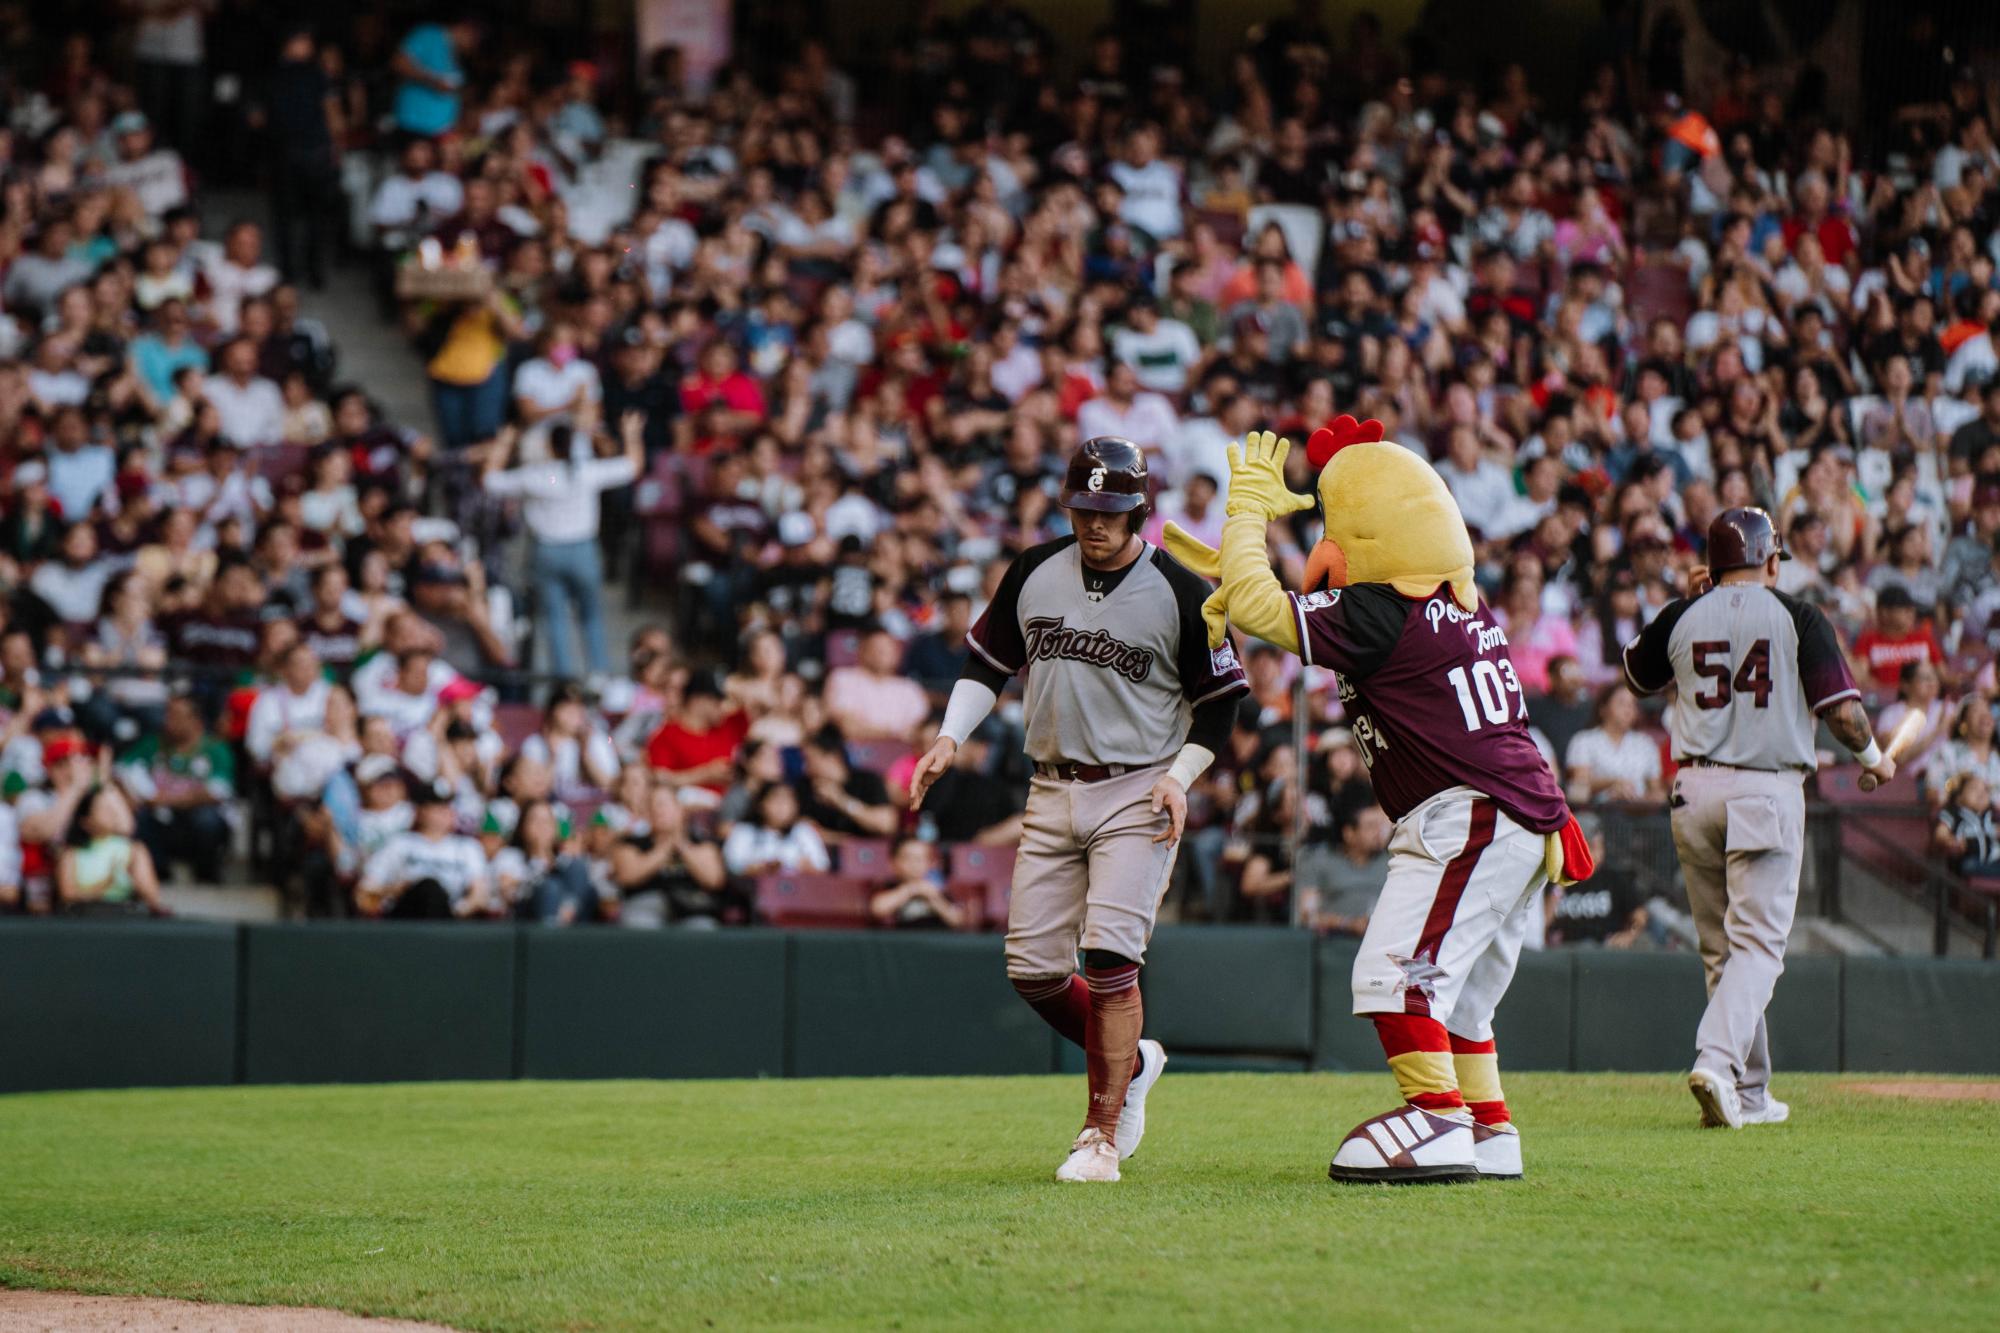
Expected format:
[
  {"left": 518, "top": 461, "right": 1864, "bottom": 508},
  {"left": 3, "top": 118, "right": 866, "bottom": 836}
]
[{"left": 1856, "top": 709, "right": 1927, "bottom": 791}]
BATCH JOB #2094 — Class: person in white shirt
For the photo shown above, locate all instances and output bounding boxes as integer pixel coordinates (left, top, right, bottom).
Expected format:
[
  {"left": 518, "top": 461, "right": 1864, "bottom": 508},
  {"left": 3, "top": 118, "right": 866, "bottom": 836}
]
[
  {"left": 1107, "top": 125, "right": 1182, "bottom": 240},
  {"left": 1112, "top": 295, "right": 1203, "bottom": 394},
  {"left": 245, "top": 641, "right": 331, "bottom": 767},
  {"left": 512, "top": 318, "right": 601, "bottom": 427},
  {"left": 29, "top": 521, "right": 121, "bottom": 623},
  {"left": 367, "top": 137, "right": 465, "bottom": 243},
  {"left": 988, "top": 321, "right": 1042, "bottom": 402},
  {"left": 356, "top": 646, "right": 458, "bottom": 741},
  {"left": 99, "top": 111, "right": 188, "bottom": 218},
  {"left": 721, "top": 781, "right": 831, "bottom": 876},
  {"left": 1075, "top": 361, "right": 1180, "bottom": 455},
  {"left": 1436, "top": 424, "right": 1517, "bottom": 535},
  {"left": 202, "top": 220, "right": 279, "bottom": 334},
  {"left": 481, "top": 403, "right": 641, "bottom": 680},
  {"left": 202, "top": 337, "right": 287, "bottom": 446},
  {"left": 1565, "top": 684, "right": 1665, "bottom": 805},
  {"left": 358, "top": 783, "right": 493, "bottom": 918},
  {"left": 518, "top": 683, "right": 621, "bottom": 797}
]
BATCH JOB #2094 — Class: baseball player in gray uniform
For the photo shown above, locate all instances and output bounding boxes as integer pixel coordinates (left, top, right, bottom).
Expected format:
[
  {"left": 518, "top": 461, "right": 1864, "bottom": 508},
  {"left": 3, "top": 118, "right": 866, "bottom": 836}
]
[
  {"left": 1623, "top": 507, "right": 1897, "bottom": 1128},
  {"left": 909, "top": 436, "right": 1248, "bottom": 1183}
]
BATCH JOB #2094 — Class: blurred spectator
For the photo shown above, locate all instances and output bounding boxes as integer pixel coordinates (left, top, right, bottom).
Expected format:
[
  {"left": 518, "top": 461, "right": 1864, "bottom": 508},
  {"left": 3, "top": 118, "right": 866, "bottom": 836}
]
[
  {"left": 1296, "top": 803, "right": 1389, "bottom": 937},
  {"left": 356, "top": 781, "right": 491, "bottom": 918},
  {"left": 116, "top": 693, "right": 233, "bottom": 883},
  {"left": 824, "top": 629, "right": 928, "bottom": 741},
  {"left": 722, "top": 782, "right": 830, "bottom": 876},
  {"left": 391, "top": 14, "right": 477, "bottom": 139},
  {"left": 868, "top": 836, "right": 966, "bottom": 930},
  {"left": 645, "top": 671, "right": 747, "bottom": 796},
  {"left": 56, "top": 784, "right": 165, "bottom": 917},
  {"left": 1565, "top": 684, "right": 1664, "bottom": 805}
]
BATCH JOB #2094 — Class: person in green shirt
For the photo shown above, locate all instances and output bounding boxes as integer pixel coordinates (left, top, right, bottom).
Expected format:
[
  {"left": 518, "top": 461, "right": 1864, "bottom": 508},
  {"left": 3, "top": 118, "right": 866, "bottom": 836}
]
[{"left": 116, "top": 694, "right": 235, "bottom": 884}]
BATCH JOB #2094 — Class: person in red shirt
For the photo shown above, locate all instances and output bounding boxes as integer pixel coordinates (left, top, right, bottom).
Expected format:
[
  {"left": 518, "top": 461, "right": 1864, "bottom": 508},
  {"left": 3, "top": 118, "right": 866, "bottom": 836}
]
[
  {"left": 645, "top": 671, "right": 749, "bottom": 793},
  {"left": 678, "top": 340, "right": 767, "bottom": 454},
  {"left": 1779, "top": 172, "right": 1857, "bottom": 270},
  {"left": 1850, "top": 585, "right": 1944, "bottom": 692}
]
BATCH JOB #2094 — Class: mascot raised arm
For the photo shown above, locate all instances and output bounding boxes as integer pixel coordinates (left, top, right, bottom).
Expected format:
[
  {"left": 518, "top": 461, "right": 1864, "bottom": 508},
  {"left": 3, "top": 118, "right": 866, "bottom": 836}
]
[{"left": 1167, "top": 417, "right": 1594, "bottom": 1185}]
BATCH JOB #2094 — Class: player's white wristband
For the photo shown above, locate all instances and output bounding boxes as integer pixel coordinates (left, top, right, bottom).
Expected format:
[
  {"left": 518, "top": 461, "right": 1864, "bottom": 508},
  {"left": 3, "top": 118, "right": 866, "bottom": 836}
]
[
  {"left": 1164, "top": 743, "right": 1215, "bottom": 792},
  {"left": 938, "top": 678, "right": 999, "bottom": 748},
  {"left": 1853, "top": 739, "right": 1882, "bottom": 768}
]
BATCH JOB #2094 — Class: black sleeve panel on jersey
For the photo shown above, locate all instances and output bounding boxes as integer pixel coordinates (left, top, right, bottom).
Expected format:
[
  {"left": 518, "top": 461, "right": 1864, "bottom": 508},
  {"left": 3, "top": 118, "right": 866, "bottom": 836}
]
[
  {"left": 1775, "top": 588, "right": 1863, "bottom": 712},
  {"left": 1154, "top": 544, "right": 1252, "bottom": 706},
  {"left": 1187, "top": 693, "right": 1235, "bottom": 752},
  {"left": 965, "top": 537, "right": 1074, "bottom": 675},
  {"left": 1621, "top": 596, "right": 1692, "bottom": 695},
  {"left": 958, "top": 654, "right": 1012, "bottom": 693},
  {"left": 1319, "top": 583, "right": 1412, "bottom": 681}
]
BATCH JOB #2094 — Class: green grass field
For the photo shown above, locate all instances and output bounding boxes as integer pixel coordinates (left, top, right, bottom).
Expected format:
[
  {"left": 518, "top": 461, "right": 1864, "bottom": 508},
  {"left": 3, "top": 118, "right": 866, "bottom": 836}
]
[{"left": 2, "top": 1073, "right": 1996, "bottom": 1331}]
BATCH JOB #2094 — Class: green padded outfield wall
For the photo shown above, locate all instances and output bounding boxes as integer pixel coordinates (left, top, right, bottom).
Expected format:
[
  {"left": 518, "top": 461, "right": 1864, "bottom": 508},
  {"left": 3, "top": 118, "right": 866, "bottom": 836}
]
[
  {"left": 787, "top": 932, "right": 1055, "bottom": 1076},
  {"left": 242, "top": 922, "right": 518, "bottom": 1084},
  {"left": 7, "top": 924, "right": 2000, "bottom": 1091},
  {"left": 0, "top": 920, "right": 237, "bottom": 1093},
  {"left": 1842, "top": 957, "right": 2000, "bottom": 1073},
  {"left": 1143, "top": 926, "right": 1316, "bottom": 1059},
  {"left": 520, "top": 931, "right": 786, "bottom": 1079},
  {"left": 1571, "top": 952, "right": 1709, "bottom": 1071}
]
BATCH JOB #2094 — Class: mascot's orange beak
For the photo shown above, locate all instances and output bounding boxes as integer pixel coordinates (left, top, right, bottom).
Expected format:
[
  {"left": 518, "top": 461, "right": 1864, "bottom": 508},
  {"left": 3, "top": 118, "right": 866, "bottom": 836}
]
[{"left": 1303, "top": 538, "right": 1348, "bottom": 593}]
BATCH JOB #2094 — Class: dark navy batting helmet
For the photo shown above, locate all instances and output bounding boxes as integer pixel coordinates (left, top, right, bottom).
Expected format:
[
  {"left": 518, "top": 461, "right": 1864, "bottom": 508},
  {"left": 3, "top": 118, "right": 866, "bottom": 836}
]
[
  {"left": 1061, "top": 436, "right": 1150, "bottom": 528},
  {"left": 1706, "top": 505, "right": 1790, "bottom": 572}
]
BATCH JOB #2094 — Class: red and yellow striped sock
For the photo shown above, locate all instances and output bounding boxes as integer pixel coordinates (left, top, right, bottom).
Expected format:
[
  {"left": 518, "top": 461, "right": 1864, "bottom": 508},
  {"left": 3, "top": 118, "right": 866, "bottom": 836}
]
[
  {"left": 1449, "top": 1033, "right": 1508, "bottom": 1125},
  {"left": 1370, "top": 1013, "right": 1463, "bottom": 1113}
]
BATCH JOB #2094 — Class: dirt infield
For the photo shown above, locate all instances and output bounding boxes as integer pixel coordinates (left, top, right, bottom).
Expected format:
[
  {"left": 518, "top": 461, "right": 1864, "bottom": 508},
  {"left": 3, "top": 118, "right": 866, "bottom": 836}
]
[
  {"left": 1840, "top": 1080, "right": 2000, "bottom": 1102},
  {"left": 0, "top": 1291, "right": 457, "bottom": 1332}
]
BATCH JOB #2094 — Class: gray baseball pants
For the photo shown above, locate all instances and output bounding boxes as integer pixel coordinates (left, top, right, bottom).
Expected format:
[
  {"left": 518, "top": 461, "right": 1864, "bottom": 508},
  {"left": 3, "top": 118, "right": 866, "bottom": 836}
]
[{"left": 1669, "top": 763, "right": 1806, "bottom": 1113}]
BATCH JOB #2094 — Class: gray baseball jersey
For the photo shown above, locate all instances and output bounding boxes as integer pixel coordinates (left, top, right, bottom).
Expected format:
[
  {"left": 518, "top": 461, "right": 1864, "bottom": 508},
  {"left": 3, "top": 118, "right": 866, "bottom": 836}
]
[
  {"left": 1622, "top": 583, "right": 1859, "bottom": 771},
  {"left": 967, "top": 537, "right": 1248, "bottom": 766}
]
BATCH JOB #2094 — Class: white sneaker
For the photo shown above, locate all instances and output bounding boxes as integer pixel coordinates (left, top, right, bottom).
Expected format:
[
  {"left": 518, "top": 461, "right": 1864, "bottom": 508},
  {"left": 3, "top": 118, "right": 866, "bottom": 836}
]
[
  {"left": 1472, "top": 1121, "right": 1523, "bottom": 1179},
  {"left": 1328, "top": 1106, "right": 1480, "bottom": 1184},
  {"left": 1689, "top": 1068, "right": 1743, "bottom": 1129},
  {"left": 1055, "top": 1127, "right": 1121, "bottom": 1183},
  {"left": 1740, "top": 1097, "right": 1790, "bottom": 1126},
  {"left": 1114, "top": 1039, "right": 1166, "bottom": 1160}
]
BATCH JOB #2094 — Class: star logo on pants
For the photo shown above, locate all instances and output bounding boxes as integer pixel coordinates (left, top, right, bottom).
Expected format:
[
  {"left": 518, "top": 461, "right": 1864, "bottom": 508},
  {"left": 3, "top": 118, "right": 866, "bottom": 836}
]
[{"left": 1388, "top": 951, "right": 1450, "bottom": 1002}]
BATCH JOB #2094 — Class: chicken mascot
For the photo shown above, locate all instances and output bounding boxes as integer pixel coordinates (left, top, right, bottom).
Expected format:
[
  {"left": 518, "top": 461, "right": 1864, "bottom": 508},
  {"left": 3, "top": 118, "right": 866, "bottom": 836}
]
[{"left": 1166, "top": 418, "right": 1594, "bottom": 1184}]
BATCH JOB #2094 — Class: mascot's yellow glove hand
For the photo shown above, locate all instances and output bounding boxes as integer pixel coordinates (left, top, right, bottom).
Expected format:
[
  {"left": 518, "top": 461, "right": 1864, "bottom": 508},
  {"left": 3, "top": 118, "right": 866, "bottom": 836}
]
[{"left": 1223, "top": 431, "right": 1315, "bottom": 521}]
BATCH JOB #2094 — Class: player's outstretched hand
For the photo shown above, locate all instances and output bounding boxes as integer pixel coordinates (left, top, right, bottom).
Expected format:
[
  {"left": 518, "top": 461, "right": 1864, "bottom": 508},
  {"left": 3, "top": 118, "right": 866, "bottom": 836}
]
[
  {"left": 1858, "top": 754, "right": 1897, "bottom": 792},
  {"left": 1223, "top": 430, "right": 1315, "bottom": 521},
  {"left": 908, "top": 735, "right": 957, "bottom": 810},
  {"left": 1149, "top": 774, "right": 1187, "bottom": 846}
]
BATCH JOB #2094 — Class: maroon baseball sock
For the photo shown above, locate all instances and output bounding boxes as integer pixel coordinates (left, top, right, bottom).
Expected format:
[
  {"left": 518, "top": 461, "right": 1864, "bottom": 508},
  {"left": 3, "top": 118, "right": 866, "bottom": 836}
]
[
  {"left": 1011, "top": 974, "right": 1090, "bottom": 1047},
  {"left": 1011, "top": 973, "right": 1146, "bottom": 1080},
  {"left": 1083, "top": 960, "right": 1143, "bottom": 1136}
]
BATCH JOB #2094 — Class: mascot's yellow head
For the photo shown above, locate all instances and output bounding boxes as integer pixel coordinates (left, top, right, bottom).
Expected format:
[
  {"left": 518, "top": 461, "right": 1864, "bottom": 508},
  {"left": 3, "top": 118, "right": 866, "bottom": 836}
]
[{"left": 1301, "top": 416, "right": 1478, "bottom": 610}]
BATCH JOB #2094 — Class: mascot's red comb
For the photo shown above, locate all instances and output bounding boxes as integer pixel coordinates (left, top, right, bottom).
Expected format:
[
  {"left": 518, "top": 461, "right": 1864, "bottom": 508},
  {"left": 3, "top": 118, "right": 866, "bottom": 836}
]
[{"left": 1305, "top": 415, "right": 1386, "bottom": 468}]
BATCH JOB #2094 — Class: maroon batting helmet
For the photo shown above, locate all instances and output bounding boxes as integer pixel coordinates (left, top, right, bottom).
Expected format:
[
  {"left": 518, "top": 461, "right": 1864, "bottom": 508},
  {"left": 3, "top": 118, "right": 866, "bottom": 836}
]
[
  {"left": 1706, "top": 505, "right": 1790, "bottom": 572},
  {"left": 1061, "top": 436, "right": 1150, "bottom": 527}
]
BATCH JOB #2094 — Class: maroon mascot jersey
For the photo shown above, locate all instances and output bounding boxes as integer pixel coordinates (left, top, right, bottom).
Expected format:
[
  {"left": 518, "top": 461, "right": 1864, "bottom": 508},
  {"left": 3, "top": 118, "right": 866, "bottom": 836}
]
[{"left": 1288, "top": 582, "right": 1568, "bottom": 834}]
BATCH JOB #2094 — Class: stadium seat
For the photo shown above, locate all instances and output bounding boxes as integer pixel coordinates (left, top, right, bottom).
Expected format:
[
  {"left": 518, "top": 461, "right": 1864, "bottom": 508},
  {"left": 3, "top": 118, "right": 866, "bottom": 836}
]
[
  {"left": 492, "top": 703, "right": 541, "bottom": 752},
  {"left": 824, "top": 629, "right": 863, "bottom": 668},
  {"left": 838, "top": 839, "right": 893, "bottom": 880},
  {"left": 1625, "top": 259, "right": 1693, "bottom": 332},
  {"left": 755, "top": 872, "right": 872, "bottom": 928},
  {"left": 847, "top": 739, "right": 913, "bottom": 774},
  {"left": 949, "top": 844, "right": 1016, "bottom": 927}
]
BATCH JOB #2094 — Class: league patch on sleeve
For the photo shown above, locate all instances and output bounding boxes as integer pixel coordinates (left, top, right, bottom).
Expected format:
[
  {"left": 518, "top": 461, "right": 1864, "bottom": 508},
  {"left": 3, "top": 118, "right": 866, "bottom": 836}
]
[
  {"left": 1296, "top": 590, "right": 1342, "bottom": 612},
  {"left": 1210, "top": 641, "right": 1242, "bottom": 675}
]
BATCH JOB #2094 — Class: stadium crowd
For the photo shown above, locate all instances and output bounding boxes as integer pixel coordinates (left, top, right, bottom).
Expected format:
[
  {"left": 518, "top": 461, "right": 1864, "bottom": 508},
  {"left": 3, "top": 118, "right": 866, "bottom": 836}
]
[{"left": 0, "top": 4, "right": 1997, "bottom": 945}]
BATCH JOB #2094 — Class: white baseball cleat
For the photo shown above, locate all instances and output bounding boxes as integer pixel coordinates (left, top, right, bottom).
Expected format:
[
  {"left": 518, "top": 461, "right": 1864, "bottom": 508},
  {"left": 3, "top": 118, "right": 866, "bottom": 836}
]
[
  {"left": 1739, "top": 1097, "right": 1790, "bottom": 1126},
  {"left": 1472, "top": 1121, "right": 1523, "bottom": 1179},
  {"left": 1688, "top": 1068, "right": 1743, "bottom": 1129},
  {"left": 1055, "top": 1127, "right": 1121, "bottom": 1183},
  {"left": 1114, "top": 1039, "right": 1167, "bottom": 1160},
  {"left": 1327, "top": 1105, "right": 1480, "bottom": 1184}
]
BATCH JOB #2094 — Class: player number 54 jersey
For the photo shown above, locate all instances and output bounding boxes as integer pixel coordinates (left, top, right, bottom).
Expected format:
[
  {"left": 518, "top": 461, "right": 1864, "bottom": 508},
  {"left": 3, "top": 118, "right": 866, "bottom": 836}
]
[
  {"left": 1289, "top": 583, "right": 1569, "bottom": 834},
  {"left": 1621, "top": 583, "right": 1859, "bottom": 771}
]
